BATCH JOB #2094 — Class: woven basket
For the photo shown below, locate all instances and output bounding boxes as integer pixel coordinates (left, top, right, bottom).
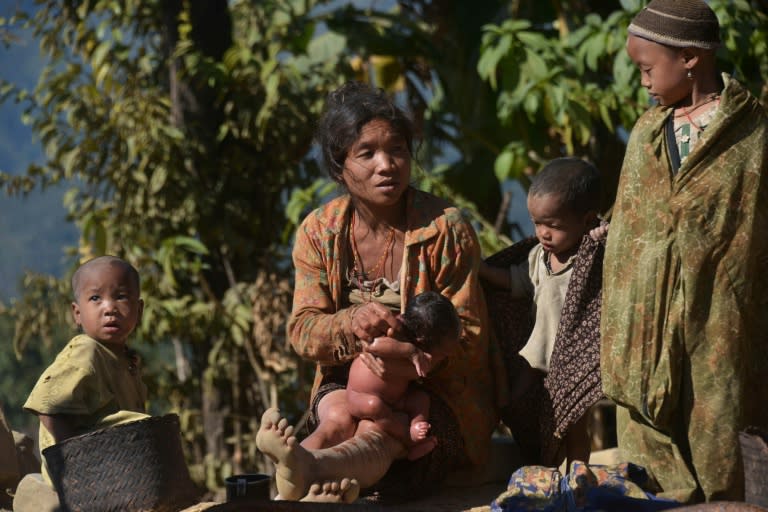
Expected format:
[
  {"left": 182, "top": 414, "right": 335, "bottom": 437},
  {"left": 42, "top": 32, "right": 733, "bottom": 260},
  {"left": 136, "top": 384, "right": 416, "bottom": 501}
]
[
  {"left": 43, "top": 413, "right": 201, "bottom": 512},
  {"left": 739, "top": 426, "right": 768, "bottom": 508}
]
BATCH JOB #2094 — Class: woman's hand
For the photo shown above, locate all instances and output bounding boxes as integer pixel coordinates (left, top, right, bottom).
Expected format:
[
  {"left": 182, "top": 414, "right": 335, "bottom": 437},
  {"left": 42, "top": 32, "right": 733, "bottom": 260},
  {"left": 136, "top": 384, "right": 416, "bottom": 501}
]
[{"left": 351, "top": 302, "right": 402, "bottom": 342}]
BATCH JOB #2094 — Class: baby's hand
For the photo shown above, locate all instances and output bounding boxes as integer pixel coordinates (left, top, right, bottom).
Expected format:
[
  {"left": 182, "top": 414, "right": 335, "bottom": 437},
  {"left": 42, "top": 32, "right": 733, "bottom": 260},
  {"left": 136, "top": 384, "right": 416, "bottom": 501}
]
[
  {"left": 411, "top": 349, "right": 432, "bottom": 378},
  {"left": 589, "top": 221, "right": 609, "bottom": 242}
]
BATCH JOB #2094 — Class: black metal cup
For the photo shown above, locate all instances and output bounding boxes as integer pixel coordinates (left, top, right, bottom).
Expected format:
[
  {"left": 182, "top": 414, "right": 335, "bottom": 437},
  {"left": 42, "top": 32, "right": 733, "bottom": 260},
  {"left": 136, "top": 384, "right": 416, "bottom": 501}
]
[{"left": 224, "top": 473, "right": 271, "bottom": 502}]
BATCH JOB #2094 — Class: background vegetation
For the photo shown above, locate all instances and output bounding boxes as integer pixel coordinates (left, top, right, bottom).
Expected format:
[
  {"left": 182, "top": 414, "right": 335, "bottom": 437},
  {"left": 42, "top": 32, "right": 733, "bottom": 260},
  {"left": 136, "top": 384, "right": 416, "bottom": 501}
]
[{"left": 1, "top": 0, "right": 765, "bottom": 494}]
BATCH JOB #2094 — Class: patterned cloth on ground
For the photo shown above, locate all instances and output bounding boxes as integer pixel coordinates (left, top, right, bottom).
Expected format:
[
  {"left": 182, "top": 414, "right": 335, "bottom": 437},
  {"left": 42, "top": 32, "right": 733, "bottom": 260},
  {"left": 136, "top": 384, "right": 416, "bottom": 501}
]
[{"left": 491, "top": 461, "right": 679, "bottom": 512}]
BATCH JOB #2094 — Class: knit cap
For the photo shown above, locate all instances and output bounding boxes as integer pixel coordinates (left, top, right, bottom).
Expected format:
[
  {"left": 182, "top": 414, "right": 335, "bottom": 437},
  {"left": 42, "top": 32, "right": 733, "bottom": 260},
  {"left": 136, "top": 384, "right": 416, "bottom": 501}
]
[{"left": 628, "top": 0, "right": 720, "bottom": 49}]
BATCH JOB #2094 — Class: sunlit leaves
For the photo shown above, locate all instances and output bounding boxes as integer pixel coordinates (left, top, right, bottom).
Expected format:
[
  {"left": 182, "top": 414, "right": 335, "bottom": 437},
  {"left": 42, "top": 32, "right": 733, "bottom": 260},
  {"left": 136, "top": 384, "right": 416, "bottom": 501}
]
[
  {"left": 479, "top": 3, "right": 645, "bottom": 179},
  {"left": 478, "top": 0, "right": 766, "bottom": 193},
  {"left": 1, "top": 0, "right": 350, "bottom": 485},
  {"left": 711, "top": 0, "right": 768, "bottom": 101},
  {"left": 307, "top": 30, "right": 346, "bottom": 62},
  {"left": 284, "top": 177, "right": 338, "bottom": 226},
  {"left": 494, "top": 141, "right": 527, "bottom": 183}
]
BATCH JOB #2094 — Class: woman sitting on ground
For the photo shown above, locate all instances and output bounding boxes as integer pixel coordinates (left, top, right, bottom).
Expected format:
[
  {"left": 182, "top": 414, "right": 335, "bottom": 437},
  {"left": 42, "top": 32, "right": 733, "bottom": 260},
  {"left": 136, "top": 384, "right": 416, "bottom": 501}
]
[{"left": 256, "top": 81, "right": 507, "bottom": 503}]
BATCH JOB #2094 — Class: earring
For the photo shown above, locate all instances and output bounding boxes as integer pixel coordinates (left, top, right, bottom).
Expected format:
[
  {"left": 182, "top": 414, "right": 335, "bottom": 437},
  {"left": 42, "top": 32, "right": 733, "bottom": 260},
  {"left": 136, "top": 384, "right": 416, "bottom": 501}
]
[{"left": 687, "top": 70, "right": 693, "bottom": 80}]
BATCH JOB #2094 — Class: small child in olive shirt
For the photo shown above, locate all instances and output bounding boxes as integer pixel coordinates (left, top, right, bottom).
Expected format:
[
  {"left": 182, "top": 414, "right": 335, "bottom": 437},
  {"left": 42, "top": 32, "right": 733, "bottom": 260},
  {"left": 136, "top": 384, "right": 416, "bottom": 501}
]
[{"left": 23, "top": 256, "right": 149, "bottom": 484}]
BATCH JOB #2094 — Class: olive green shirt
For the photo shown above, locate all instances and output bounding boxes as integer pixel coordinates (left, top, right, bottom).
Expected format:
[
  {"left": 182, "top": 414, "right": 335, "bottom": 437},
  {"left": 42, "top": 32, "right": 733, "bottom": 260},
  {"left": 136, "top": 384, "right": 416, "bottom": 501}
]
[{"left": 24, "top": 334, "right": 148, "bottom": 482}]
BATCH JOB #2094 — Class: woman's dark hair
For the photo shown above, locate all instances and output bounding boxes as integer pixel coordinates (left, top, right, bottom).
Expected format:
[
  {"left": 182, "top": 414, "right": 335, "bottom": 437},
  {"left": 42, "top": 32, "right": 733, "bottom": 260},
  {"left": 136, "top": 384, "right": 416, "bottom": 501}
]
[
  {"left": 401, "top": 291, "right": 461, "bottom": 351},
  {"left": 528, "top": 157, "right": 601, "bottom": 215},
  {"left": 315, "top": 81, "right": 414, "bottom": 182}
]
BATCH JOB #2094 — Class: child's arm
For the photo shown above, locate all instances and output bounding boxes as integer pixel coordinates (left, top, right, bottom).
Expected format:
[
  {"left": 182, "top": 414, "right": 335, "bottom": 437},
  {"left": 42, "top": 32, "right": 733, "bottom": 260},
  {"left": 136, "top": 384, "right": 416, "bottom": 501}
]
[
  {"left": 367, "top": 334, "right": 437, "bottom": 377},
  {"left": 366, "top": 336, "right": 419, "bottom": 359},
  {"left": 479, "top": 260, "right": 512, "bottom": 288},
  {"left": 480, "top": 260, "right": 532, "bottom": 299},
  {"left": 589, "top": 221, "right": 609, "bottom": 241},
  {"left": 359, "top": 334, "right": 422, "bottom": 380},
  {"left": 38, "top": 414, "right": 80, "bottom": 443}
]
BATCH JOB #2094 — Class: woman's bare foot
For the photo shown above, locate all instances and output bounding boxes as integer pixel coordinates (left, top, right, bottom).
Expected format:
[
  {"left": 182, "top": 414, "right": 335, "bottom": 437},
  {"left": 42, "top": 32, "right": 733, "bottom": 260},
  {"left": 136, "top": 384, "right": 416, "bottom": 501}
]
[
  {"left": 407, "top": 435, "right": 437, "bottom": 460},
  {"left": 300, "top": 478, "right": 360, "bottom": 504},
  {"left": 410, "top": 420, "right": 430, "bottom": 442},
  {"left": 256, "top": 408, "right": 315, "bottom": 500}
]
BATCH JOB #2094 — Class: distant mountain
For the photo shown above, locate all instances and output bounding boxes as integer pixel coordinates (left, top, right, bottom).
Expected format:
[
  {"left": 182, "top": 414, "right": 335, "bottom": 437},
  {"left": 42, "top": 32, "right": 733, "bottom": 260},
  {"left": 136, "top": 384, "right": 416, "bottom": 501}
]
[{"left": 0, "top": 2, "right": 77, "bottom": 300}]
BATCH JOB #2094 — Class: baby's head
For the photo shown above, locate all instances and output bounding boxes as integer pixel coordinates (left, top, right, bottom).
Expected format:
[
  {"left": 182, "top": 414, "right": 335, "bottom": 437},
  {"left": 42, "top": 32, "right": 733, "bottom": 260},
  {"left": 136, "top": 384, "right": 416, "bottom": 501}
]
[
  {"left": 527, "top": 157, "right": 601, "bottom": 257},
  {"left": 401, "top": 291, "right": 461, "bottom": 360},
  {"left": 71, "top": 256, "right": 143, "bottom": 345}
]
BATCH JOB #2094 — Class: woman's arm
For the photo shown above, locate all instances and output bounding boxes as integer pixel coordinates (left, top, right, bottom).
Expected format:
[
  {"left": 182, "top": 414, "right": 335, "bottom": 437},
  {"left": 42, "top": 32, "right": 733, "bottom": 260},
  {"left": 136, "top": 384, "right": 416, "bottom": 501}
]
[
  {"left": 287, "top": 221, "right": 355, "bottom": 364},
  {"left": 288, "top": 215, "right": 400, "bottom": 365}
]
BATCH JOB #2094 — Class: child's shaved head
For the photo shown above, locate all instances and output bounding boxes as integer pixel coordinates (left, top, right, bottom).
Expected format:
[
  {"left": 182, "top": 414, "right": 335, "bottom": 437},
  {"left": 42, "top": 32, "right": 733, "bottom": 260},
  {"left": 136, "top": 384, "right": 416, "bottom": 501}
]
[{"left": 71, "top": 256, "right": 140, "bottom": 300}]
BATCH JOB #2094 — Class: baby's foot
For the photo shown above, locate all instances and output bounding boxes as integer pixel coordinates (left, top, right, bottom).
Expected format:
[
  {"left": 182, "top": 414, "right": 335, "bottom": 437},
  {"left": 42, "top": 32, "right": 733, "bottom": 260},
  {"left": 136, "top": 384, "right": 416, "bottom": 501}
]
[
  {"left": 407, "top": 436, "right": 438, "bottom": 460},
  {"left": 300, "top": 478, "right": 360, "bottom": 504},
  {"left": 410, "top": 420, "right": 431, "bottom": 442},
  {"left": 256, "top": 408, "right": 314, "bottom": 500}
]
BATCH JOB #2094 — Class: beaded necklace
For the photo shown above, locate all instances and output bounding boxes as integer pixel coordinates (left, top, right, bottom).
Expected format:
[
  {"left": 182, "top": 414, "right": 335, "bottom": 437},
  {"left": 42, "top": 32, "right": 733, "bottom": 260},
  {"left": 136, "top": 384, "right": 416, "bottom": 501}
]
[
  {"left": 349, "top": 212, "right": 395, "bottom": 300},
  {"left": 675, "top": 92, "right": 720, "bottom": 133},
  {"left": 673, "top": 93, "right": 720, "bottom": 162}
]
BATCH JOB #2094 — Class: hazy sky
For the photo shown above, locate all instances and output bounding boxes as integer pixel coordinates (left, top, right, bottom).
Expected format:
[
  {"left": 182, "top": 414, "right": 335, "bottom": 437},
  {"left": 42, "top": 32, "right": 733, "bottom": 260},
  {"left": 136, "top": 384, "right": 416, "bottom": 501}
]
[{"left": 0, "top": 1, "right": 77, "bottom": 299}]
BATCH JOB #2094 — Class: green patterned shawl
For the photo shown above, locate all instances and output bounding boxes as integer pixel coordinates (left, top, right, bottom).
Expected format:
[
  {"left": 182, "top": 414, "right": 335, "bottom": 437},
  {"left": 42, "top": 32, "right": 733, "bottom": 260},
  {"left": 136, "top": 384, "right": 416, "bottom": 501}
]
[{"left": 601, "top": 74, "right": 768, "bottom": 500}]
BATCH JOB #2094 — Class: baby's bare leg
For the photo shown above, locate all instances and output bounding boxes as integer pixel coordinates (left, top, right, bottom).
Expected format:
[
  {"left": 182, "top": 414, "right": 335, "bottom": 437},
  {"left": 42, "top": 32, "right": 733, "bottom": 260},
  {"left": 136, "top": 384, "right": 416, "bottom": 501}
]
[
  {"left": 406, "top": 437, "right": 438, "bottom": 460},
  {"left": 406, "top": 414, "right": 438, "bottom": 461},
  {"left": 402, "top": 388, "right": 437, "bottom": 460},
  {"left": 301, "top": 390, "right": 357, "bottom": 450},
  {"left": 300, "top": 478, "right": 360, "bottom": 503},
  {"left": 402, "top": 388, "right": 432, "bottom": 444}
]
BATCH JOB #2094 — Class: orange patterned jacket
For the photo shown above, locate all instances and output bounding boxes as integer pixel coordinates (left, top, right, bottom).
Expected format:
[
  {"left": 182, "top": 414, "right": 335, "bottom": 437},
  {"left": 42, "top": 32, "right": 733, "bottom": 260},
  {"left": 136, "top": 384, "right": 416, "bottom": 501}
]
[{"left": 288, "top": 187, "right": 508, "bottom": 466}]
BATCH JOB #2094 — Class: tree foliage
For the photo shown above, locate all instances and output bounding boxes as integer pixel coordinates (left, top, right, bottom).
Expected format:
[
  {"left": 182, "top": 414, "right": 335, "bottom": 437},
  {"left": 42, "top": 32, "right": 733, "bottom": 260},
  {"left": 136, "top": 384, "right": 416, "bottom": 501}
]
[
  {"left": 1, "top": 0, "right": 766, "bottom": 495},
  {"left": 1, "top": 0, "right": 350, "bottom": 488},
  {"left": 477, "top": 0, "right": 768, "bottom": 214}
]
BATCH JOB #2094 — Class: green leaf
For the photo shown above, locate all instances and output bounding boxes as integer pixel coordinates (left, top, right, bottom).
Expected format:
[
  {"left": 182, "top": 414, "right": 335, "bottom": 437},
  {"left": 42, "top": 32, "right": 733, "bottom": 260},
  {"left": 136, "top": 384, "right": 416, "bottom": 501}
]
[
  {"left": 477, "top": 33, "right": 512, "bottom": 88},
  {"left": 524, "top": 48, "right": 548, "bottom": 79},
  {"left": 170, "top": 236, "right": 209, "bottom": 256},
  {"left": 307, "top": 31, "right": 346, "bottom": 63},
  {"left": 60, "top": 147, "right": 79, "bottom": 177},
  {"left": 149, "top": 166, "right": 167, "bottom": 194},
  {"left": 516, "top": 31, "right": 549, "bottom": 50},
  {"left": 90, "top": 41, "right": 111, "bottom": 72},
  {"left": 494, "top": 149, "right": 514, "bottom": 182}
]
